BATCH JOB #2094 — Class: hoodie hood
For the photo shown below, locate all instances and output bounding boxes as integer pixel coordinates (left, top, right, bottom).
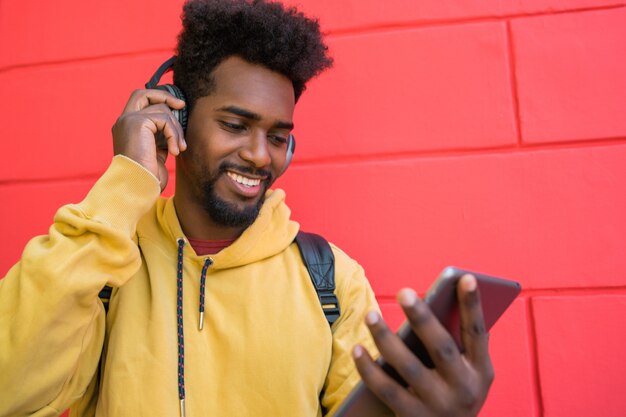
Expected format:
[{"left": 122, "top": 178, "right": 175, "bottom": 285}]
[{"left": 147, "top": 188, "right": 300, "bottom": 268}]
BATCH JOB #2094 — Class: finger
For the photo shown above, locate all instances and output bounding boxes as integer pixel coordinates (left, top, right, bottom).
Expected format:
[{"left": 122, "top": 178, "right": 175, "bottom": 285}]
[
  {"left": 140, "top": 103, "right": 186, "bottom": 151},
  {"left": 458, "top": 275, "right": 493, "bottom": 378},
  {"left": 364, "top": 310, "right": 439, "bottom": 399},
  {"left": 174, "top": 113, "right": 186, "bottom": 152},
  {"left": 155, "top": 114, "right": 184, "bottom": 157},
  {"left": 140, "top": 113, "right": 183, "bottom": 157},
  {"left": 399, "top": 289, "right": 468, "bottom": 382},
  {"left": 123, "top": 89, "right": 186, "bottom": 114},
  {"left": 352, "top": 344, "right": 424, "bottom": 416},
  {"left": 156, "top": 149, "right": 169, "bottom": 192},
  {"left": 138, "top": 107, "right": 183, "bottom": 155}
]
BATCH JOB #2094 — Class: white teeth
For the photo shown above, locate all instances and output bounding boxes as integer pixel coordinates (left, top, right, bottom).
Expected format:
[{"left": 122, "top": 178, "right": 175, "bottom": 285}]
[{"left": 227, "top": 172, "right": 261, "bottom": 187}]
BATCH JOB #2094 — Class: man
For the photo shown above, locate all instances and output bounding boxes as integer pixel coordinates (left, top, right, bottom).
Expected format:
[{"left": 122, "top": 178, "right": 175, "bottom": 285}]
[{"left": 0, "top": 1, "right": 493, "bottom": 416}]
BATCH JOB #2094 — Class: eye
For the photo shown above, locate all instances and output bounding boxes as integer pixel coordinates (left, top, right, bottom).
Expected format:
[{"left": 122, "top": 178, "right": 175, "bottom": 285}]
[
  {"left": 219, "top": 121, "right": 246, "bottom": 133},
  {"left": 268, "top": 134, "right": 289, "bottom": 146}
]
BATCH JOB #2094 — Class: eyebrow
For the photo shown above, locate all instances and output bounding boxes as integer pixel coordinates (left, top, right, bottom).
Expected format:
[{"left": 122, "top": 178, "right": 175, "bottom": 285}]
[{"left": 215, "top": 105, "right": 294, "bottom": 130}]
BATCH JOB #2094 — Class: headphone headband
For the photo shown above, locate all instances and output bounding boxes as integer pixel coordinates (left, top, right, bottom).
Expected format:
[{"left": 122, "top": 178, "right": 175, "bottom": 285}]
[{"left": 146, "top": 56, "right": 177, "bottom": 89}]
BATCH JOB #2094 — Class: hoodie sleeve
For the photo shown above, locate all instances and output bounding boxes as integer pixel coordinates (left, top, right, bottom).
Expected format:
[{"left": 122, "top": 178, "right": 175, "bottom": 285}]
[
  {"left": 0, "top": 155, "right": 161, "bottom": 417},
  {"left": 321, "top": 246, "right": 381, "bottom": 417}
]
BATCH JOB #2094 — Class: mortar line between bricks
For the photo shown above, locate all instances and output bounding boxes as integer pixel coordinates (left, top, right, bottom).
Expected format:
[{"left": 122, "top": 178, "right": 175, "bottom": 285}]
[
  {"left": 505, "top": 21, "right": 523, "bottom": 147},
  {"left": 0, "top": 48, "right": 175, "bottom": 74},
  {"left": 376, "top": 286, "right": 626, "bottom": 303},
  {"left": 521, "top": 287, "right": 626, "bottom": 296},
  {"left": 290, "top": 137, "right": 626, "bottom": 167},
  {"left": 0, "top": 177, "right": 96, "bottom": 188},
  {"left": 325, "top": 3, "right": 626, "bottom": 38},
  {"left": 0, "top": 167, "right": 176, "bottom": 187},
  {"left": 526, "top": 298, "right": 545, "bottom": 417},
  {"left": 3, "top": 137, "right": 626, "bottom": 186}
]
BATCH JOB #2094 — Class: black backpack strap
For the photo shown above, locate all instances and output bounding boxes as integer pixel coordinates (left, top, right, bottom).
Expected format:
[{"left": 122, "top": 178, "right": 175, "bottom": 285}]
[
  {"left": 295, "top": 231, "right": 340, "bottom": 325},
  {"left": 99, "top": 285, "right": 112, "bottom": 313}
]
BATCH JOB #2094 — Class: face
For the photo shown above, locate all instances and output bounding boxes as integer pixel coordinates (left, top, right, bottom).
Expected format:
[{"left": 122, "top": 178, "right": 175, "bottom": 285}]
[{"left": 177, "top": 56, "right": 295, "bottom": 228}]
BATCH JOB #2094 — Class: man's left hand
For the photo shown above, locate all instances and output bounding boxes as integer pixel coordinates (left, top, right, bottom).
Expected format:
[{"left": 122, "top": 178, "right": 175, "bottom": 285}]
[{"left": 353, "top": 274, "right": 494, "bottom": 417}]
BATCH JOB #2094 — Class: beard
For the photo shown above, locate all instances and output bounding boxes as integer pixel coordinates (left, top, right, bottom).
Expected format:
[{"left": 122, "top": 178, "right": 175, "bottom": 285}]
[{"left": 199, "top": 162, "right": 272, "bottom": 228}]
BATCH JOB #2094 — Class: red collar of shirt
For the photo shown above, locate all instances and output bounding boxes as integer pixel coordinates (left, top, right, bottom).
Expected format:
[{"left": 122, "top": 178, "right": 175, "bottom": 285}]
[{"left": 187, "top": 237, "right": 236, "bottom": 256}]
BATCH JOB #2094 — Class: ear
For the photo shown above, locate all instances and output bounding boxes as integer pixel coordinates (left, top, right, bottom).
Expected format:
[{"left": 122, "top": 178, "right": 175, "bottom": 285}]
[{"left": 278, "top": 134, "right": 296, "bottom": 176}]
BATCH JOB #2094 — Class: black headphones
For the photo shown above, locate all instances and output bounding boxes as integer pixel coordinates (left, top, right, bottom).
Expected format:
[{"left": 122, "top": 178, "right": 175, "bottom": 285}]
[{"left": 145, "top": 56, "right": 296, "bottom": 175}]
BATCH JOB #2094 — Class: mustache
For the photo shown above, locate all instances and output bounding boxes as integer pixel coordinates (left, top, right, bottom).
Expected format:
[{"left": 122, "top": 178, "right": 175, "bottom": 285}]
[{"left": 219, "top": 161, "right": 273, "bottom": 182}]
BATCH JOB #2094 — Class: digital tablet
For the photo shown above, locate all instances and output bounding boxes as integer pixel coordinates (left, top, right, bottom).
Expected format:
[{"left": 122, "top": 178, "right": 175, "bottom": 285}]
[{"left": 333, "top": 266, "right": 522, "bottom": 417}]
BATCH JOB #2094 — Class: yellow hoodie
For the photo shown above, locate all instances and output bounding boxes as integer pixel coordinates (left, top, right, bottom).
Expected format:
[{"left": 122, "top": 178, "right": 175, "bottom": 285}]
[{"left": 0, "top": 156, "right": 379, "bottom": 417}]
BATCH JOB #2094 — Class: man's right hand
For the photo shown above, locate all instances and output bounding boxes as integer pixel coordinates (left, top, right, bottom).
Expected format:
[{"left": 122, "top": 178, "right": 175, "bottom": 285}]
[{"left": 112, "top": 89, "right": 187, "bottom": 191}]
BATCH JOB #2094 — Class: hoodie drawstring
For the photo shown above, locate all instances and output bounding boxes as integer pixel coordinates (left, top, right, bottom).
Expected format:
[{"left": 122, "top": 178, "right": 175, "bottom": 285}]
[
  {"left": 199, "top": 258, "right": 212, "bottom": 330},
  {"left": 176, "top": 238, "right": 186, "bottom": 417},
  {"left": 176, "top": 238, "right": 213, "bottom": 417}
]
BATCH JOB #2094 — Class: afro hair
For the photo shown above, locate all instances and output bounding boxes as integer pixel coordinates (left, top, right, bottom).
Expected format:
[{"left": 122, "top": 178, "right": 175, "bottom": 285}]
[{"left": 173, "top": 0, "right": 333, "bottom": 109}]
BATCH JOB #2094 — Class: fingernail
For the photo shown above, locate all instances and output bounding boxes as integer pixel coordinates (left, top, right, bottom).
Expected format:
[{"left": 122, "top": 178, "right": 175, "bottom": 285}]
[
  {"left": 397, "top": 289, "right": 417, "bottom": 307},
  {"left": 353, "top": 345, "right": 363, "bottom": 358},
  {"left": 461, "top": 274, "right": 477, "bottom": 291},
  {"left": 365, "top": 311, "right": 379, "bottom": 325}
]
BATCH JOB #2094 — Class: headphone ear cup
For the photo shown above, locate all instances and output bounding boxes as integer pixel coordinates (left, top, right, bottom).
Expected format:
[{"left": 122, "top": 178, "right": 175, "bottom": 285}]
[
  {"left": 280, "top": 134, "right": 296, "bottom": 176},
  {"left": 154, "top": 84, "right": 188, "bottom": 132}
]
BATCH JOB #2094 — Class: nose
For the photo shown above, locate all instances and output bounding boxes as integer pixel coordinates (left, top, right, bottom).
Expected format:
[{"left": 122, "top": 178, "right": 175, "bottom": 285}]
[{"left": 238, "top": 132, "right": 271, "bottom": 169}]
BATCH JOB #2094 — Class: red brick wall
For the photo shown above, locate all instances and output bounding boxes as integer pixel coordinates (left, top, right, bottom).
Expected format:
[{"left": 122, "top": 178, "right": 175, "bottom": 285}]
[{"left": 1, "top": 1, "right": 625, "bottom": 415}]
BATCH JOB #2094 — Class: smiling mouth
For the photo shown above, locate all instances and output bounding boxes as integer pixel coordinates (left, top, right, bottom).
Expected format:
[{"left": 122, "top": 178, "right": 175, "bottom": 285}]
[{"left": 226, "top": 171, "right": 263, "bottom": 187}]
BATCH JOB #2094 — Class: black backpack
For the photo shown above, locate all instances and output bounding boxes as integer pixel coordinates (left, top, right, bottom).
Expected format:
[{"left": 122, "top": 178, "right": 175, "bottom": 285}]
[{"left": 98, "top": 231, "right": 340, "bottom": 325}]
